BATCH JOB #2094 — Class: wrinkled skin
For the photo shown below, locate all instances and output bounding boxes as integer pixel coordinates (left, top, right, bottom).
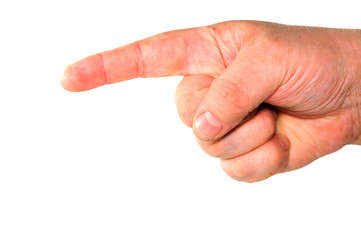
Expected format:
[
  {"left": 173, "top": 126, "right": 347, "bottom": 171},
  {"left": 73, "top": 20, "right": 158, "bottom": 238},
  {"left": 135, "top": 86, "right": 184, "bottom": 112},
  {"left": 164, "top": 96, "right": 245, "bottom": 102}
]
[{"left": 61, "top": 21, "right": 361, "bottom": 182}]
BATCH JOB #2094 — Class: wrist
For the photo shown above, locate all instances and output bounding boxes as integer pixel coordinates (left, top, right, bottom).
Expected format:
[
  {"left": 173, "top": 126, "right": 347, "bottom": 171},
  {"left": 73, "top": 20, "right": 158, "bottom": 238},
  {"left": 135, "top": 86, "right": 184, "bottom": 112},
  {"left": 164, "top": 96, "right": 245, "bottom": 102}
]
[
  {"left": 352, "top": 82, "right": 361, "bottom": 145},
  {"left": 348, "top": 30, "right": 361, "bottom": 145},
  {"left": 352, "top": 79, "right": 361, "bottom": 145}
]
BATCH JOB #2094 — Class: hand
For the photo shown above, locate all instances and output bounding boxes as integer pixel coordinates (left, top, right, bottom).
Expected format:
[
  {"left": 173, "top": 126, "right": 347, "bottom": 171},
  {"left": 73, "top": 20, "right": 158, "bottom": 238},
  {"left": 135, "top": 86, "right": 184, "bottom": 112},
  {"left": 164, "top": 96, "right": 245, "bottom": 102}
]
[{"left": 61, "top": 21, "right": 361, "bottom": 182}]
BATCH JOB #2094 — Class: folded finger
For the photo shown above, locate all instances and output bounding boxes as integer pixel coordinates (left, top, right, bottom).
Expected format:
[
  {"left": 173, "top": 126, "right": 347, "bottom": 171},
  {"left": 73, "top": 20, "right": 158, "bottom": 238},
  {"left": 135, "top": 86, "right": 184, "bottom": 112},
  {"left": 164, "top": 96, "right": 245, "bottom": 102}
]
[
  {"left": 220, "top": 134, "right": 290, "bottom": 182},
  {"left": 175, "top": 75, "right": 214, "bottom": 127},
  {"left": 197, "top": 108, "right": 277, "bottom": 159}
]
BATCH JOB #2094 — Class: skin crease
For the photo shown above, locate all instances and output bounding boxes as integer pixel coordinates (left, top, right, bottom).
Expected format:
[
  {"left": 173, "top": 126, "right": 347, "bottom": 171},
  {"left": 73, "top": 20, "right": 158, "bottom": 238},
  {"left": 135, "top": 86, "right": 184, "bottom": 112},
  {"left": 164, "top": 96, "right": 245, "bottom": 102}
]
[{"left": 61, "top": 21, "right": 361, "bottom": 182}]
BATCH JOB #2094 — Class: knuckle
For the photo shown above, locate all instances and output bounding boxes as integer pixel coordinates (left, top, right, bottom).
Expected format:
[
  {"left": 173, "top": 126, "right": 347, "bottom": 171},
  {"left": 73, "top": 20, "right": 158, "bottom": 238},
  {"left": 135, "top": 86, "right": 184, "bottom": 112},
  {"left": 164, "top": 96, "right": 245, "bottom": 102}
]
[
  {"left": 258, "top": 143, "right": 286, "bottom": 173},
  {"left": 230, "top": 158, "right": 253, "bottom": 181},
  {"left": 256, "top": 34, "right": 292, "bottom": 67},
  {"left": 258, "top": 109, "right": 276, "bottom": 138},
  {"left": 249, "top": 34, "right": 289, "bottom": 69},
  {"left": 198, "top": 139, "right": 225, "bottom": 158},
  {"left": 259, "top": 34, "right": 286, "bottom": 52},
  {"left": 221, "top": 158, "right": 254, "bottom": 182}
]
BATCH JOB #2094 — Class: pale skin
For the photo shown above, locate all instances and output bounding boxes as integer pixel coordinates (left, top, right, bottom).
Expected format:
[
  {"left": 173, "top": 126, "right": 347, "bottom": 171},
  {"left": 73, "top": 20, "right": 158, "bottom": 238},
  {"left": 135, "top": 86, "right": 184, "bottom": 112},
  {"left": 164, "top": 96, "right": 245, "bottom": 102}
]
[{"left": 61, "top": 21, "right": 361, "bottom": 182}]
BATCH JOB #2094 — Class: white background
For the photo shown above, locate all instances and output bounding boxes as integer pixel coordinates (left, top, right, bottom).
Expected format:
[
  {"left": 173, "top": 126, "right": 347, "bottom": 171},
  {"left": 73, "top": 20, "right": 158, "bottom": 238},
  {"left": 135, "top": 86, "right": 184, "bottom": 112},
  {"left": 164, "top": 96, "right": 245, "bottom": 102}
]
[{"left": 0, "top": 0, "right": 360, "bottom": 239}]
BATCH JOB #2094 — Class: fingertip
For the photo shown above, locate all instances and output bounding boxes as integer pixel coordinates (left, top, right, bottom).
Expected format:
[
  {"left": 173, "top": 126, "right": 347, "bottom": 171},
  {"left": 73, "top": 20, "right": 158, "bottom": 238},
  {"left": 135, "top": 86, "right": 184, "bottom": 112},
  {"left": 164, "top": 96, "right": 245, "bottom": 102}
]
[
  {"left": 276, "top": 134, "right": 290, "bottom": 152},
  {"left": 60, "top": 54, "right": 106, "bottom": 92},
  {"left": 60, "top": 65, "right": 77, "bottom": 92}
]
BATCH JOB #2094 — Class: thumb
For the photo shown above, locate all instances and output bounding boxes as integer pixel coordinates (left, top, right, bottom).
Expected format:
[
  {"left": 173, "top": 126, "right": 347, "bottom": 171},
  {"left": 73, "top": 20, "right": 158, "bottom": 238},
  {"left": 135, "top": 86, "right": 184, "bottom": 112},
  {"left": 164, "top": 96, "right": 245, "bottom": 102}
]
[{"left": 193, "top": 49, "right": 283, "bottom": 141}]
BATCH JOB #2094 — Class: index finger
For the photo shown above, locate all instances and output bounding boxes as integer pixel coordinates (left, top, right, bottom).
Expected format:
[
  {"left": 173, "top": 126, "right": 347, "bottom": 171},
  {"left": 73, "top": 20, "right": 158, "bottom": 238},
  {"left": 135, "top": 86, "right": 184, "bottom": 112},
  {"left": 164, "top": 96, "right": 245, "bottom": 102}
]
[{"left": 60, "top": 26, "right": 227, "bottom": 92}]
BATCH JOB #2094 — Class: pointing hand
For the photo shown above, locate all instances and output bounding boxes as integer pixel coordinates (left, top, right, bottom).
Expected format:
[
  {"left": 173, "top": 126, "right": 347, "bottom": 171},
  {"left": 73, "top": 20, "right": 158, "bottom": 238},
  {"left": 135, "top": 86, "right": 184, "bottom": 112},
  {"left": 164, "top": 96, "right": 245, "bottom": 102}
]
[{"left": 61, "top": 21, "right": 361, "bottom": 182}]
